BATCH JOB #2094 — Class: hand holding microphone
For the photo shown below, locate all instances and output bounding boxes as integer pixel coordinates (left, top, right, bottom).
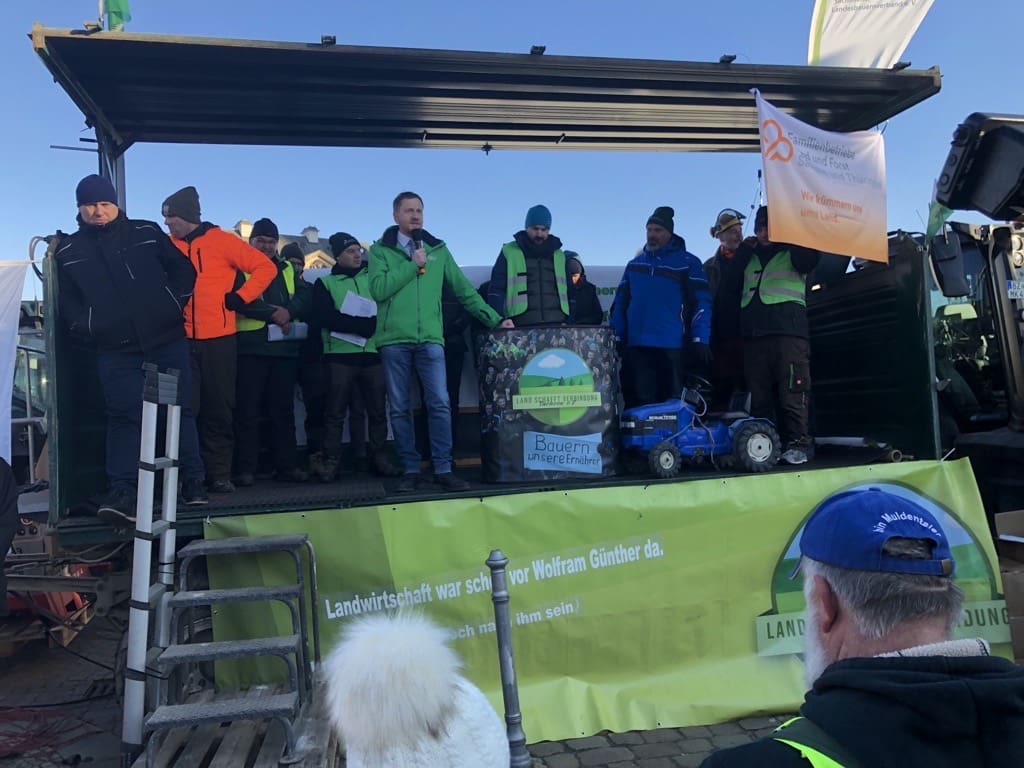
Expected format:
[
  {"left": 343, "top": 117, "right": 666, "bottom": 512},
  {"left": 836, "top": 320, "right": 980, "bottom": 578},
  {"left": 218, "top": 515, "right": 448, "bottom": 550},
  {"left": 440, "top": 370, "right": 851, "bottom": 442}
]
[{"left": 411, "top": 229, "right": 427, "bottom": 274}]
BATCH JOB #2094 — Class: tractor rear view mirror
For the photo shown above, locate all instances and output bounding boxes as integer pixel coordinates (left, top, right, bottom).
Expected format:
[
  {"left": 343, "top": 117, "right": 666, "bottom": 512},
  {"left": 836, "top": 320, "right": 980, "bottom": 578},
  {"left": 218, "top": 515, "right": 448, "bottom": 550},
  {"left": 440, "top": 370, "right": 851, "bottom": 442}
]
[
  {"left": 936, "top": 113, "right": 1024, "bottom": 220},
  {"left": 929, "top": 232, "right": 970, "bottom": 298}
]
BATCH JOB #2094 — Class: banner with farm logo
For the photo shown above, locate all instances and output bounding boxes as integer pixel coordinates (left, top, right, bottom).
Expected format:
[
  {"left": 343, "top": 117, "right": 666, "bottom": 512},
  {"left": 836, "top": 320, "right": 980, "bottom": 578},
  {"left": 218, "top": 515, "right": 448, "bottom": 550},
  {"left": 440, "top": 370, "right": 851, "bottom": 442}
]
[
  {"left": 205, "top": 458, "right": 1010, "bottom": 742},
  {"left": 477, "top": 325, "right": 620, "bottom": 482},
  {"left": 755, "top": 90, "right": 888, "bottom": 262}
]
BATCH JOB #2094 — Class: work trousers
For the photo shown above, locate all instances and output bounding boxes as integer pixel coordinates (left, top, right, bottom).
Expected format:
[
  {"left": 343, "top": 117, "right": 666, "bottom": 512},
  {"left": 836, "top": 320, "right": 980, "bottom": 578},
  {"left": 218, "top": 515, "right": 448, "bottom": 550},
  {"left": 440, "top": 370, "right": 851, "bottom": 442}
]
[
  {"left": 189, "top": 335, "right": 237, "bottom": 482},
  {"left": 623, "top": 346, "right": 685, "bottom": 409},
  {"left": 743, "top": 335, "right": 812, "bottom": 449},
  {"left": 96, "top": 337, "right": 205, "bottom": 492},
  {"left": 710, "top": 336, "right": 746, "bottom": 411},
  {"left": 323, "top": 361, "right": 388, "bottom": 463},
  {"left": 234, "top": 354, "right": 299, "bottom": 475}
]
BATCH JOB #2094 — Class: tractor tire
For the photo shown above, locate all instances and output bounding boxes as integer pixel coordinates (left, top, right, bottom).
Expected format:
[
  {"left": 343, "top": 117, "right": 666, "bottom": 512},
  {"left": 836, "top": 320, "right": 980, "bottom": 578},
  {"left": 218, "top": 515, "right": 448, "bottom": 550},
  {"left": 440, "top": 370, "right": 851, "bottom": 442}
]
[
  {"left": 732, "top": 421, "right": 780, "bottom": 472},
  {"left": 649, "top": 442, "right": 682, "bottom": 478}
]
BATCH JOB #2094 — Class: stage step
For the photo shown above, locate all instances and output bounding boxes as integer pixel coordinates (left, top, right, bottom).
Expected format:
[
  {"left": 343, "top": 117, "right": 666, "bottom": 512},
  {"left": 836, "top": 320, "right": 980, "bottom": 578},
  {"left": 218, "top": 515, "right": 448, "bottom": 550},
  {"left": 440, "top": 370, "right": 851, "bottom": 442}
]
[
  {"left": 167, "top": 584, "right": 301, "bottom": 609},
  {"left": 178, "top": 533, "right": 309, "bottom": 559},
  {"left": 146, "top": 691, "right": 298, "bottom": 732},
  {"left": 158, "top": 634, "right": 302, "bottom": 666}
]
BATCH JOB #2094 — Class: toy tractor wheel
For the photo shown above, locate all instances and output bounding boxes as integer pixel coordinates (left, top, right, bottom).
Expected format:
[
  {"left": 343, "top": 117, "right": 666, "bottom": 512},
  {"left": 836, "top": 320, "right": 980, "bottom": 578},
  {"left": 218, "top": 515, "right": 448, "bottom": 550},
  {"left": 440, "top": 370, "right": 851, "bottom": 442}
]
[
  {"left": 649, "top": 442, "right": 682, "bottom": 478},
  {"left": 732, "top": 421, "right": 780, "bottom": 472}
]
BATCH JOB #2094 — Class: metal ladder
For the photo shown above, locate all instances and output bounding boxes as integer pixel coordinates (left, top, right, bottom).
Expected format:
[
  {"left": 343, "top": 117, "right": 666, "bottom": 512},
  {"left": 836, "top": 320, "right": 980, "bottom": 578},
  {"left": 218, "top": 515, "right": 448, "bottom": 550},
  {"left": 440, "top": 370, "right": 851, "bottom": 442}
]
[{"left": 119, "top": 365, "right": 320, "bottom": 767}]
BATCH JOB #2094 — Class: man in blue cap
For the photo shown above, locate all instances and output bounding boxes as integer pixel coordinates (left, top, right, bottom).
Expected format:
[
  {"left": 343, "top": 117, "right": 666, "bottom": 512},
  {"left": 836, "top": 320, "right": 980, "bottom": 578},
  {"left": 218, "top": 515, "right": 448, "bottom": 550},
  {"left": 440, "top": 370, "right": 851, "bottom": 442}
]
[
  {"left": 703, "top": 486, "right": 1024, "bottom": 767},
  {"left": 487, "top": 204, "right": 571, "bottom": 327}
]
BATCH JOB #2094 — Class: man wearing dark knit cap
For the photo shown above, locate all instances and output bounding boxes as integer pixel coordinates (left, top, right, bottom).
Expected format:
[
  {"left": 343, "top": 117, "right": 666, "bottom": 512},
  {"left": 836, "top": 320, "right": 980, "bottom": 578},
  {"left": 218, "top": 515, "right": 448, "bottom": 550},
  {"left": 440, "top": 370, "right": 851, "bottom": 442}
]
[
  {"left": 55, "top": 174, "right": 208, "bottom": 524},
  {"left": 610, "top": 206, "right": 713, "bottom": 409},
  {"left": 487, "top": 204, "right": 571, "bottom": 327},
  {"left": 162, "top": 186, "right": 277, "bottom": 493},
  {"left": 310, "top": 232, "right": 402, "bottom": 482},
  {"left": 230, "top": 217, "right": 312, "bottom": 486}
]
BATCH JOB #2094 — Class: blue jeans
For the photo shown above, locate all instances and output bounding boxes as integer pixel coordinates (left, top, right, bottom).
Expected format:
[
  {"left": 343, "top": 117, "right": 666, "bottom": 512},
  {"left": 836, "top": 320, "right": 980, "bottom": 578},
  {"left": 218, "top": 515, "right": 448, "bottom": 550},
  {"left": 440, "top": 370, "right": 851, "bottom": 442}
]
[
  {"left": 96, "top": 338, "right": 205, "bottom": 492},
  {"left": 379, "top": 343, "right": 452, "bottom": 475}
]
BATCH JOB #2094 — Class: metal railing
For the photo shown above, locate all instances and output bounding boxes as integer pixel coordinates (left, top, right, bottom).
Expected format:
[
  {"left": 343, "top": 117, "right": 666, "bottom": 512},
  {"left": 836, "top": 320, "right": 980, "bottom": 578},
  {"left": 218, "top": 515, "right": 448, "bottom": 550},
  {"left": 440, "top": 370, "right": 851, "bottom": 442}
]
[{"left": 14, "top": 343, "right": 48, "bottom": 484}]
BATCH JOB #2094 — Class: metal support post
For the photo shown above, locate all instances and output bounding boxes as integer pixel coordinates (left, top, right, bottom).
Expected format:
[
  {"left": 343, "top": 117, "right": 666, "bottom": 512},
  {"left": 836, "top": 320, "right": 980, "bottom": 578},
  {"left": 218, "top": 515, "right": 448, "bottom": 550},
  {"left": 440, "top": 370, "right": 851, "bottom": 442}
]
[
  {"left": 22, "top": 348, "right": 36, "bottom": 484},
  {"left": 120, "top": 365, "right": 182, "bottom": 767},
  {"left": 486, "top": 549, "right": 531, "bottom": 768},
  {"left": 121, "top": 394, "right": 158, "bottom": 765}
]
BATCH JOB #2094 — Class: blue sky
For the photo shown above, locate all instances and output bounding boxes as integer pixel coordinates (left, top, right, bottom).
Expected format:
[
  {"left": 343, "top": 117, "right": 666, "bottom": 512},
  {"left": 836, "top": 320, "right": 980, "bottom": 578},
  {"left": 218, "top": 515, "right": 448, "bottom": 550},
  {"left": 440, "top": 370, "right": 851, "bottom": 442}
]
[{"left": 3, "top": 1, "right": 1018, "bottom": 301}]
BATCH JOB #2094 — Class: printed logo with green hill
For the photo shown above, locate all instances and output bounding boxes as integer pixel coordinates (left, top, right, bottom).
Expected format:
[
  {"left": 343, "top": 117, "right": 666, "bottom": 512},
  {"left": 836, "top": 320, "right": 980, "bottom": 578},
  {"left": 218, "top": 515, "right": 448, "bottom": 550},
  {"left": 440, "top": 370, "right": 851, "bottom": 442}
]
[
  {"left": 756, "top": 482, "right": 1008, "bottom": 656},
  {"left": 513, "top": 348, "right": 600, "bottom": 426}
]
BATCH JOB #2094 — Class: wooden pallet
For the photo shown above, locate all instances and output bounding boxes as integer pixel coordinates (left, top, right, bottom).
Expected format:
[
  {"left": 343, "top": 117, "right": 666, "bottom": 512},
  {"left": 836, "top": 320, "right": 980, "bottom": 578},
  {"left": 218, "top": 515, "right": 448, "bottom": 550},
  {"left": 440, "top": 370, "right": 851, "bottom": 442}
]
[{"left": 133, "top": 682, "right": 341, "bottom": 768}]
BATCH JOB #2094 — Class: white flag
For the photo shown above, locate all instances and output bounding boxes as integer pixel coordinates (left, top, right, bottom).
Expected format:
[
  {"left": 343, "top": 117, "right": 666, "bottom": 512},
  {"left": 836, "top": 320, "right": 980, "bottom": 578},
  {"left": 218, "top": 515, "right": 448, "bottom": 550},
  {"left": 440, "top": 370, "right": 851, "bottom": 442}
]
[
  {"left": 0, "top": 264, "right": 28, "bottom": 462},
  {"left": 755, "top": 90, "right": 888, "bottom": 262},
  {"left": 808, "top": 0, "right": 935, "bottom": 68}
]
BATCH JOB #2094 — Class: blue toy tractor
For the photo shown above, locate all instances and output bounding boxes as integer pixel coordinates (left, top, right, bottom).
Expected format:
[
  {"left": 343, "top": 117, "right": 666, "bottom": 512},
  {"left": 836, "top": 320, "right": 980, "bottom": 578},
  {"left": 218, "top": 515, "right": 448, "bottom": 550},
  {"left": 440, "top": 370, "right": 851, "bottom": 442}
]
[{"left": 620, "top": 383, "right": 781, "bottom": 477}]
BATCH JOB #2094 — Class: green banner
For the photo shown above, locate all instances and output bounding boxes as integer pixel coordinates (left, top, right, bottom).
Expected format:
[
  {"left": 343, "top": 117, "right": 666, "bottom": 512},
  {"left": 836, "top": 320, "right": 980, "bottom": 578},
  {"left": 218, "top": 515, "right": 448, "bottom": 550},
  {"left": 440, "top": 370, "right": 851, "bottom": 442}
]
[{"left": 206, "top": 458, "right": 1009, "bottom": 742}]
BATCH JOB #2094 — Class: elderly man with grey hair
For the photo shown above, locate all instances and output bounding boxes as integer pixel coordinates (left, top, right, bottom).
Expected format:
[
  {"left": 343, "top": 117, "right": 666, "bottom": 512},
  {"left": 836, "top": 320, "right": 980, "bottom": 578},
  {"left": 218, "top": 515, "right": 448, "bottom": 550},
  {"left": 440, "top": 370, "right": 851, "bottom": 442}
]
[{"left": 703, "top": 486, "right": 1024, "bottom": 768}]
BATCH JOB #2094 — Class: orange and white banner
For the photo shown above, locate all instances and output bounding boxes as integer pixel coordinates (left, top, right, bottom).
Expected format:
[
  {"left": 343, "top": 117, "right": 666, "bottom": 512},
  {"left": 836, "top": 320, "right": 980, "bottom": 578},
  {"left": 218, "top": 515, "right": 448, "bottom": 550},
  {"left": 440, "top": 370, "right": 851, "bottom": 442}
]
[
  {"left": 755, "top": 90, "right": 887, "bottom": 263},
  {"left": 808, "top": 0, "right": 934, "bottom": 69}
]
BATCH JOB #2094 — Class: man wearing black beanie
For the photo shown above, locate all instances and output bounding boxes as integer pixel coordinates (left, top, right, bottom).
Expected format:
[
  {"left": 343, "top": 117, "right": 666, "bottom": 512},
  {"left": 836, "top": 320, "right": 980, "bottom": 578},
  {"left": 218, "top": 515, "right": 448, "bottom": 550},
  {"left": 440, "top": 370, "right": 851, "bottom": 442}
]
[
  {"left": 162, "top": 187, "right": 277, "bottom": 494},
  {"left": 610, "top": 206, "right": 713, "bottom": 408},
  {"left": 311, "top": 232, "right": 402, "bottom": 481},
  {"left": 230, "top": 217, "right": 312, "bottom": 486},
  {"left": 54, "top": 174, "right": 209, "bottom": 524}
]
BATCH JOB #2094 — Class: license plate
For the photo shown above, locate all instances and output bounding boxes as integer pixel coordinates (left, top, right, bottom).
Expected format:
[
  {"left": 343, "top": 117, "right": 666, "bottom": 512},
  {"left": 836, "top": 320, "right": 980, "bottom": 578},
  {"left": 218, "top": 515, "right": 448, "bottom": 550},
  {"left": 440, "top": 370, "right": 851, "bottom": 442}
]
[{"left": 1009, "top": 280, "right": 1024, "bottom": 300}]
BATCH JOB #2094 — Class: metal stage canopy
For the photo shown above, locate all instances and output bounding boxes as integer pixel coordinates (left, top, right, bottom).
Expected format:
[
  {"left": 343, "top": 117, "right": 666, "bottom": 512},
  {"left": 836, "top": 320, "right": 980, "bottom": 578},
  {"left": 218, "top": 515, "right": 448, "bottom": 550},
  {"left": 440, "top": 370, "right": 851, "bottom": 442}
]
[{"left": 31, "top": 23, "right": 941, "bottom": 156}]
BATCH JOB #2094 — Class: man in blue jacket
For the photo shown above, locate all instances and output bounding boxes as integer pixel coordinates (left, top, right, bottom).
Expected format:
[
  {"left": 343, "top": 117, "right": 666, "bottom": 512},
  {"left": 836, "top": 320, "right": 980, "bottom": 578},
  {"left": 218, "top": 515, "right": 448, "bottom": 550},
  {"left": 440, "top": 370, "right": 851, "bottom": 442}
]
[{"left": 610, "top": 206, "right": 712, "bottom": 408}]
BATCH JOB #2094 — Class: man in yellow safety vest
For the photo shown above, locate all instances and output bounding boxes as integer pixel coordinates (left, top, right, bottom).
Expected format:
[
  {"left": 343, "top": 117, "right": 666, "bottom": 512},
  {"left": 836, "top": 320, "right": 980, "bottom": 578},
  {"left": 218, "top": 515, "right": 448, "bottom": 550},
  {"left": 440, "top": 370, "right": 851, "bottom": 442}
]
[{"left": 487, "top": 204, "right": 571, "bottom": 327}]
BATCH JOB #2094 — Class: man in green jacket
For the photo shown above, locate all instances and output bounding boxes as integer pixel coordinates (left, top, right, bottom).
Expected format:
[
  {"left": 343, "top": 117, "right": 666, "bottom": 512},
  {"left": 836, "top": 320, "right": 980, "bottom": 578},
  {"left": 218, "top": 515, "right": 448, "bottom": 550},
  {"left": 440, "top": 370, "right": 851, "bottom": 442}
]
[
  {"left": 233, "top": 217, "right": 312, "bottom": 485},
  {"left": 369, "top": 191, "right": 513, "bottom": 492}
]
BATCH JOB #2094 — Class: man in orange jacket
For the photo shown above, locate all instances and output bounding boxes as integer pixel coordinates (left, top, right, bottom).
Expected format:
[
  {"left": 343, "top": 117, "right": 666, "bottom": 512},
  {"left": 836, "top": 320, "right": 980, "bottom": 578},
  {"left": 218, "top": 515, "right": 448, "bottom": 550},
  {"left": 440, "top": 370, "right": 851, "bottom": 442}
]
[{"left": 162, "top": 186, "right": 277, "bottom": 493}]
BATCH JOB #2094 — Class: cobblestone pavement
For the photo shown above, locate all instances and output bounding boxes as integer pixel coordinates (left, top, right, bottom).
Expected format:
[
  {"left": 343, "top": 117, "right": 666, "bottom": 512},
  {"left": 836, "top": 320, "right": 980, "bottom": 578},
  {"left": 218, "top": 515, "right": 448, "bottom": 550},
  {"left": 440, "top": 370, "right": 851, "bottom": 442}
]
[
  {"left": 527, "top": 717, "right": 792, "bottom": 767},
  {"left": 0, "top": 613, "right": 790, "bottom": 768}
]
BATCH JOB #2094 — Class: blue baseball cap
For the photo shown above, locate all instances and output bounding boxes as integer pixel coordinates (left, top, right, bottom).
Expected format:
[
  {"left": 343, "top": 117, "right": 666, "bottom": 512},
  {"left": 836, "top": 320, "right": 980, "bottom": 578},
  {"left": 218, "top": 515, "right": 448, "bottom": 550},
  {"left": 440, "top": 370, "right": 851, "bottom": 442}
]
[{"left": 794, "top": 487, "right": 955, "bottom": 577}]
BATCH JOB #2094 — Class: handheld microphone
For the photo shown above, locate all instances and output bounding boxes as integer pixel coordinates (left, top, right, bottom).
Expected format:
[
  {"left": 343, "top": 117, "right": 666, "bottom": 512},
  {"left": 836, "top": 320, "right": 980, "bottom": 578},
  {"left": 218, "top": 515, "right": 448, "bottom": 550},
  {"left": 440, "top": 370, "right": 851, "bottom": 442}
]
[{"left": 411, "top": 228, "right": 425, "bottom": 275}]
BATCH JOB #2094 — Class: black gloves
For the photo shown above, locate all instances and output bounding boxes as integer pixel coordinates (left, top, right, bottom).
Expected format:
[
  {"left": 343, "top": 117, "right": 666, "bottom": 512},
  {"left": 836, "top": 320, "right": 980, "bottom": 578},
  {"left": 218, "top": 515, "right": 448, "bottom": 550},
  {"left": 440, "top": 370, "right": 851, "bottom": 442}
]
[
  {"left": 224, "top": 292, "right": 246, "bottom": 312},
  {"left": 346, "top": 315, "right": 377, "bottom": 339}
]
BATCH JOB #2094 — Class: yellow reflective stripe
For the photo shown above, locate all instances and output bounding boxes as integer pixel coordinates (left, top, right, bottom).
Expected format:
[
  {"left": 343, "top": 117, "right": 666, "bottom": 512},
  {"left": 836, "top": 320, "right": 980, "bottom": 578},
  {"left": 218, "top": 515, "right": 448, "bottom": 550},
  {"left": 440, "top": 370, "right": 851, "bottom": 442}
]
[
  {"left": 503, "top": 243, "right": 570, "bottom": 317},
  {"left": 236, "top": 262, "right": 294, "bottom": 332},
  {"left": 503, "top": 243, "right": 530, "bottom": 316},
  {"left": 774, "top": 739, "right": 846, "bottom": 768},
  {"left": 235, "top": 270, "right": 265, "bottom": 331},
  {"left": 282, "top": 262, "right": 295, "bottom": 297},
  {"left": 741, "top": 251, "right": 806, "bottom": 308}
]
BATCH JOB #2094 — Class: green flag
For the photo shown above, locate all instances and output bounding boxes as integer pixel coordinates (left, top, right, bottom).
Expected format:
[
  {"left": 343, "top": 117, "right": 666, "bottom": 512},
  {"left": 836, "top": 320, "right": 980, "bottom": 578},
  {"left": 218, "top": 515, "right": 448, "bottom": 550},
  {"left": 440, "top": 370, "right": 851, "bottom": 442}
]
[
  {"left": 105, "top": 0, "right": 131, "bottom": 31},
  {"left": 926, "top": 179, "right": 953, "bottom": 239},
  {"left": 926, "top": 199, "right": 953, "bottom": 239}
]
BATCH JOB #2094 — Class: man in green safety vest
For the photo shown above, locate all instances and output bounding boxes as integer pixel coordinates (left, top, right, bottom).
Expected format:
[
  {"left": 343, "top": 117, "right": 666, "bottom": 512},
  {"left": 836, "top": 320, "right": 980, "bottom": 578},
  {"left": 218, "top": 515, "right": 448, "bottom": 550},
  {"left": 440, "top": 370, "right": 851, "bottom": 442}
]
[
  {"left": 487, "top": 204, "right": 571, "bottom": 326},
  {"left": 311, "top": 232, "right": 402, "bottom": 482},
  {"left": 739, "top": 205, "right": 819, "bottom": 465},
  {"left": 702, "top": 486, "right": 1024, "bottom": 767},
  {"left": 232, "top": 217, "right": 312, "bottom": 486}
]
